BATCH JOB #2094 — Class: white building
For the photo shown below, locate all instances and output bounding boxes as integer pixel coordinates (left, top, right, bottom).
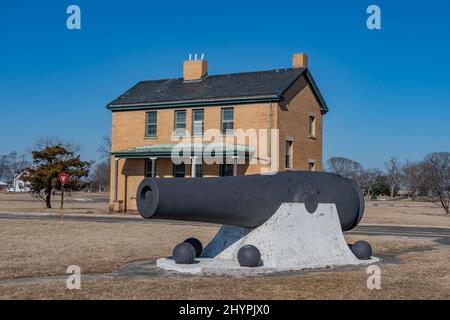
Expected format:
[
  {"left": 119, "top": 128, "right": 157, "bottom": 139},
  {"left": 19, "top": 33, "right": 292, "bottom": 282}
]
[{"left": 8, "top": 172, "right": 30, "bottom": 192}]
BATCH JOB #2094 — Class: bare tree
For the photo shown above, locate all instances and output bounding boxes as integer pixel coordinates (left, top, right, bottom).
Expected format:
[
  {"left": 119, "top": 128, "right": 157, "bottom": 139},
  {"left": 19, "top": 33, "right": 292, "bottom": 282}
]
[
  {"left": 34, "top": 136, "right": 81, "bottom": 155},
  {"left": 402, "top": 160, "right": 426, "bottom": 197},
  {"left": 89, "top": 162, "right": 110, "bottom": 192},
  {"left": 0, "top": 154, "right": 10, "bottom": 180},
  {"left": 8, "top": 152, "right": 29, "bottom": 177},
  {"left": 0, "top": 151, "right": 29, "bottom": 183},
  {"left": 401, "top": 153, "right": 450, "bottom": 214},
  {"left": 423, "top": 152, "right": 450, "bottom": 214},
  {"left": 97, "top": 135, "right": 111, "bottom": 162},
  {"left": 385, "top": 156, "right": 402, "bottom": 197},
  {"left": 359, "top": 168, "right": 383, "bottom": 199},
  {"left": 89, "top": 135, "right": 112, "bottom": 192},
  {"left": 327, "top": 157, "right": 363, "bottom": 181}
]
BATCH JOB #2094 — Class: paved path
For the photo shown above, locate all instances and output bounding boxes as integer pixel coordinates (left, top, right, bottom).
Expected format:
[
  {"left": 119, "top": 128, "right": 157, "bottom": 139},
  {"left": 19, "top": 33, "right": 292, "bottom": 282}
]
[
  {"left": 0, "top": 212, "right": 214, "bottom": 226},
  {"left": 349, "top": 224, "right": 450, "bottom": 240},
  {"left": 1, "top": 212, "right": 450, "bottom": 240}
]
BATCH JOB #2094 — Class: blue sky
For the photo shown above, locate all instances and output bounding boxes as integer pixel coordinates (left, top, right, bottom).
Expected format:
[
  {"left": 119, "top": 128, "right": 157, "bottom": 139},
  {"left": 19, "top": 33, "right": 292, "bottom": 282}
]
[{"left": 0, "top": 0, "right": 449, "bottom": 169}]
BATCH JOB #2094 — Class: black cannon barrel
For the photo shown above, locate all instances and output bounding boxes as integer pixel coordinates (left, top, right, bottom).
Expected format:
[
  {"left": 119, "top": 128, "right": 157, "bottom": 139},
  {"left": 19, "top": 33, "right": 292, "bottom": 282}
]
[{"left": 136, "top": 171, "right": 364, "bottom": 231}]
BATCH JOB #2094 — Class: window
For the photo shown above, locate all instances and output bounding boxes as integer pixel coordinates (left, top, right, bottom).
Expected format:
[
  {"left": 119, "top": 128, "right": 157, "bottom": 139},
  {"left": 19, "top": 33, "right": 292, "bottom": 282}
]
[
  {"left": 308, "top": 161, "right": 316, "bottom": 172},
  {"left": 145, "top": 159, "right": 156, "bottom": 177},
  {"left": 173, "top": 163, "right": 185, "bottom": 178},
  {"left": 174, "top": 110, "right": 186, "bottom": 136},
  {"left": 146, "top": 111, "right": 157, "bottom": 137},
  {"left": 221, "top": 107, "right": 234, "bottom": 134},
  {"left": 308, "top": 115, "right": 316, "bottom": 138},
  {"left": 192, "top": 109, "right": 204, "bottom": 136},
  {"left": 220, "top": 164, "right": 234, "bottom": 177},
  {"left": 195, "top": 164, "right": 204, "bottom": 178},
  {"left": 285, "top": 140, "right": 293, "bottom": 169}
]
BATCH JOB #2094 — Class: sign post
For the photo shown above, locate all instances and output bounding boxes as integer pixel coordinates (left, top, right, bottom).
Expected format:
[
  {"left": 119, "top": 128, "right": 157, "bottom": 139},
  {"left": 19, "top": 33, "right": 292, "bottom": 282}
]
[{"left": 58, "top": 173, "right": 70, "bottom": 221}]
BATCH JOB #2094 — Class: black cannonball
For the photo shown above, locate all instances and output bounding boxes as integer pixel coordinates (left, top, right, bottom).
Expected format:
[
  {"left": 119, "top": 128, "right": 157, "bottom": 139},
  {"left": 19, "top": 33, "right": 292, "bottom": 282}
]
[
  {"left": 172, "top": 242, "right": 196, "bottom": 264},
  {"left": 237, "top": 245, "right": 261, "bottom": 267},
  {"left": 184, "top": 238, "right": 203, "bottom": 257},
  {"left": 350, "top": 240, "right": 372, "bottom": 260}
]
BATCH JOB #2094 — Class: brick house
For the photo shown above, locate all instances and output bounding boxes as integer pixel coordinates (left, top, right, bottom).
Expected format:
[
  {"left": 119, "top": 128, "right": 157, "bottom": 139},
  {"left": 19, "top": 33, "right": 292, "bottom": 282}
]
[{"left": 107, "top": 53, "right": 328, "bottom": 212}]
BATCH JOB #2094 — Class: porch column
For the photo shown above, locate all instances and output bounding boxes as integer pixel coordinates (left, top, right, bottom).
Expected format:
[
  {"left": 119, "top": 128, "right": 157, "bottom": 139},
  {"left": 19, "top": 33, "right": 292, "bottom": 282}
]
[
  {"left": 232, "top": 156, "right": 238, "bottom": 176},
  {"left": 114, "top": 157, "right": 120, "bottom": 202},
  {"left": 191, "top": 156, "right": 197, "bottom": 178},
  {"left": 150, "top": 157, "right": 157, "bottom": 177}
]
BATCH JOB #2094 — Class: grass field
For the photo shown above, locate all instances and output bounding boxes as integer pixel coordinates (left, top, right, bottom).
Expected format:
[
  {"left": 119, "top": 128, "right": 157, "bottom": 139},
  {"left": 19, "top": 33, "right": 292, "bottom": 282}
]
[
  {"left": 0, "top": 192, "right": 109, "bottom": 214},
  {"left": 0, "top": 192, "right": 449, "bottom": 299},
  {"left": 1, "top": 192, "right": 449, "bottom": 227}
]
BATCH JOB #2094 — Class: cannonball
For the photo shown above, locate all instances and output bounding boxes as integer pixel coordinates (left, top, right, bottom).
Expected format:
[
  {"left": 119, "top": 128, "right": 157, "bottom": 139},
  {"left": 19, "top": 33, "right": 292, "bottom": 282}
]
[
  {"left": 350, "top": 240, "right": 372, "bottom": 260},
  {"left": 172, "top": 242, "right": 196, "bottom": 264},
  {"left": 184, "top": 238, "right": 203, "bottom": 257},
  {"left": 237, "top": 245, "right": 261, "bottom": 267}
]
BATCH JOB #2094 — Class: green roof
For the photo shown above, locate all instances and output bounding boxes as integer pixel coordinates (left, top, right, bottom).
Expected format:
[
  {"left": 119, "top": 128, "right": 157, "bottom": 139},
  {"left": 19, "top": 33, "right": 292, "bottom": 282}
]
[{"left": 111, "top": 143, "right": 255, "bottom": 159}]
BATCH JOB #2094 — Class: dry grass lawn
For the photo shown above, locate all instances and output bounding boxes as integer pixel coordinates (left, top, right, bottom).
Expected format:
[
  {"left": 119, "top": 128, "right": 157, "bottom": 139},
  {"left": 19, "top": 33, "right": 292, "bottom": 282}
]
[
  {"left": 0, "top": 193, "right": 449, "bottom": 299},
  {"left": 0, "top": 241, "right": 448, "bottom": 299},
  {"left": 0, "top": 192, "right": 109, "bottom": 214},
  {"left": 0, "top": 218, "right": 449, "bottom": 299},
  {"left": 362, "top": 200, "right": 450, "bottom": 227},
  {"left": 0, "top": 219, "right": 218, "bottom": 280}
]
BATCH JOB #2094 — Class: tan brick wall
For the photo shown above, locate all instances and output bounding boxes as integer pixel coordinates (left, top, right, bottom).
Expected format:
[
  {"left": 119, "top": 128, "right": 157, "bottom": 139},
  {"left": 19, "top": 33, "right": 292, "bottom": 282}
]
[
  {"left": 277, "top": 81, "right": 323, "bottom": 171},
  {"left": 183, "top": 60, "right": 208, "bottom": 80},
  {"left": 111, "top": 103, "right": 272, "bottom": 151},
  {"left": 110, "top": 103, "right": 273, "bottom": 211},
  {"left": 110, "top": 79, "right": 324, "bottom": 211}
]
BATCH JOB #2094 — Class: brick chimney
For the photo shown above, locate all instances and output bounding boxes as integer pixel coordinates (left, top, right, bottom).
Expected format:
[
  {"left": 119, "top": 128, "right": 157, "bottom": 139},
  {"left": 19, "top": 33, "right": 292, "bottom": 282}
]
[
  {"left": 292, "top": 53, "right": 308, "bottom": 68},
  {"left": 183, "top": 54, "right": 208, "bottom": 81}
]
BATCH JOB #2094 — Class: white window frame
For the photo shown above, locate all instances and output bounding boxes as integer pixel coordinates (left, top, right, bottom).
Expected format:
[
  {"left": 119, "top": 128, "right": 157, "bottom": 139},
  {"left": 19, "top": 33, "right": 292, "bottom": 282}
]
[
  {"left": 174, "top": 110, "right": 187, "bottom": 136},
  {"left": 192, "top": 109, "right": 204, "bottom": 136},
  {"left": 285, "top": 140, "right": 293, "bottom": 169},
  {"left": 221, "top": 107, "right": 234, "bottom": 135},
  {"left": 146, "top": 111, "right": 157, "bottom": 137}
]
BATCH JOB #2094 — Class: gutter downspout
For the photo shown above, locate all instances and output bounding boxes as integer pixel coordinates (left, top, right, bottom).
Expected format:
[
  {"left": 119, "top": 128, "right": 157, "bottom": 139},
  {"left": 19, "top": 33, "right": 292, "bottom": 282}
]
[
  {"left": 268, "top": 101, "right": 273, "bottom": 169},
  {"left": 114, "top": 157, "right": 120, "bottom": 202}
]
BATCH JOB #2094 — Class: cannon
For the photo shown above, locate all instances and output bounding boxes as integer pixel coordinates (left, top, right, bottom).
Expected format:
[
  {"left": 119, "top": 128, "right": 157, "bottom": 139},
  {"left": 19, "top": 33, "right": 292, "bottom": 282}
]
[
  {"left": 137, "top": 171, "right": 376, "bottom": 274},
  {"left": 136, "top": 171, "right": 364, "bottom": 231}
]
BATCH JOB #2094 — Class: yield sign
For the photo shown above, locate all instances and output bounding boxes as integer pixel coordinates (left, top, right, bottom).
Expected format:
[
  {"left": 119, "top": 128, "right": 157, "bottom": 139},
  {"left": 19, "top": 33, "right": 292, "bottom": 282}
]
[{"left": 58, "top": 173, "right": 70, "bottom": 187}]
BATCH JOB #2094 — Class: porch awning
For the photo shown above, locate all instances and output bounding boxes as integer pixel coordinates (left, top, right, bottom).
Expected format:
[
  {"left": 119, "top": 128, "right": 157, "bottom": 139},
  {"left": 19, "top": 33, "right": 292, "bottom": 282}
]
[{"left": 111, "top": 143, "right": 255, "bottom": 159}]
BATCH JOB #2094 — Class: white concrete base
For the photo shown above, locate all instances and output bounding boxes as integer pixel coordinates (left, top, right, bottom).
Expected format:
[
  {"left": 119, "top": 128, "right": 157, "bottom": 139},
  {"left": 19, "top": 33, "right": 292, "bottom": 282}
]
[
  {"left": 157, "top": 203, "right": 379, "bottom": 275},
  {"left": 156, "top": 256, "right": 378, "bottom": 276}
]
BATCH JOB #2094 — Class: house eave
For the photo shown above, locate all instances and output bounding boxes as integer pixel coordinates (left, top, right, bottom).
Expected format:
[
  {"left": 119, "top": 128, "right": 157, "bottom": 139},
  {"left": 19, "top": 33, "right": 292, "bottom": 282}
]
[
  {"left": 305, "top": 69, "right": 329, "bottom": 114},
  {"left": 106, "top": 95, "right": 281, "bottom": 111}
]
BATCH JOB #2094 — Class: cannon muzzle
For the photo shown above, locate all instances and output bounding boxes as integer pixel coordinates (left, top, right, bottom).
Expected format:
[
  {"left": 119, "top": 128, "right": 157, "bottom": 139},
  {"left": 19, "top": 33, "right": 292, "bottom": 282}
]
[{"left": 137, "top": 171, "right": 364, "bottom": 231}]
